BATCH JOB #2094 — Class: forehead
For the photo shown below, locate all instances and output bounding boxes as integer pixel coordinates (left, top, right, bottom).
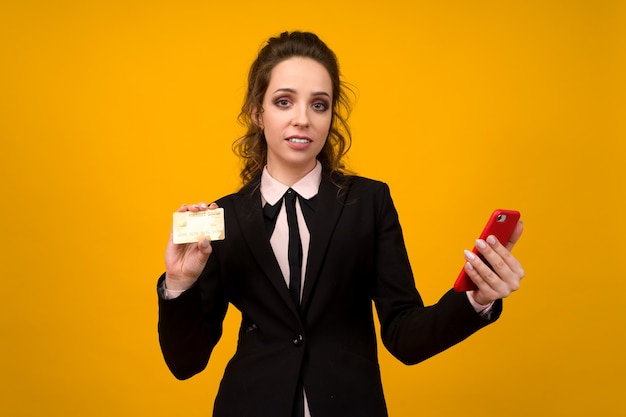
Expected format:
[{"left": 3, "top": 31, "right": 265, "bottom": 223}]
[{"left": 267, "top": 57, "right": 332, "bottom": 94}]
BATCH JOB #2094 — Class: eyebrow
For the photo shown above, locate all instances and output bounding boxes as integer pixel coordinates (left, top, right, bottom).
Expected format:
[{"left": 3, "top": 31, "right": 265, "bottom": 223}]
[{"left": 271, "top": 88, "right": 331, "bottom": 99}]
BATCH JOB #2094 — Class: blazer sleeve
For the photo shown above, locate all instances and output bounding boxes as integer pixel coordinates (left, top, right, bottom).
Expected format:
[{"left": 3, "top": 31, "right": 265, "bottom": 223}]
[
  {"left": 157, "top": 254, "right": 229, "bottom": 379},
  {"left": 372, "top": 183, "right": 502, "bottom": 365}
]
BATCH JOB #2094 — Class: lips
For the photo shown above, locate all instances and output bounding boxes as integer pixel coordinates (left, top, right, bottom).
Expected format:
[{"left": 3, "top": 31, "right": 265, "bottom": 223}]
[
  {"left": 286, "top": 136, "right": 313, "bottom": 143},
  {"left": 286, "top": 136, "right": 312, "bottom": 144},
  {"left": 287, "top": 138, "right": 311, "bottom": 144}
]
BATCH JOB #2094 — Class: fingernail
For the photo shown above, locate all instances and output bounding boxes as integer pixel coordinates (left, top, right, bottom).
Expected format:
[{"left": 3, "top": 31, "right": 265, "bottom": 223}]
[
  {"left": 486, "top": 235, "right": 497, "bottom": 245},
  {"left": 464, "top": 249, "right": 476, "bottom": 260},
  {"left": 200, "top": 203, "right": 208, "bottom": 209},
  {"left": 475, "top": 239, "right": 487, "bottom": 249},
  {"left": 201, "top": 237, "right": 210, "bottom": 248}
]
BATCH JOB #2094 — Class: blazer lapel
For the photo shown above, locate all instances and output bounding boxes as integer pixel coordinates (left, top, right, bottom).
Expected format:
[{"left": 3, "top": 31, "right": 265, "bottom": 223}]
[
  {"left": 231, "top": 180, "right": 298, "bottom": 314},
  {"left": 300, "top": 174, "right": 350, "bottom": 310}
]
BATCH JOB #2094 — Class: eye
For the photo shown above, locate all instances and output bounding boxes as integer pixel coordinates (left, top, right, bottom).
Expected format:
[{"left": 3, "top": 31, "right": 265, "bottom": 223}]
[
  {"left": 274, "top": 98, "right": 291, "bottom": 108},
  {"left": 312, "top": 101, "right": 329, "bottom": 111}
]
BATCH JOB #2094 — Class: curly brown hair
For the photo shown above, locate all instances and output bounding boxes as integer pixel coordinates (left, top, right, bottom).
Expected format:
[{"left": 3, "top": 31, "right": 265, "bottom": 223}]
[{"left": 233, "top": 31, "right": 354, "bottom": 186}]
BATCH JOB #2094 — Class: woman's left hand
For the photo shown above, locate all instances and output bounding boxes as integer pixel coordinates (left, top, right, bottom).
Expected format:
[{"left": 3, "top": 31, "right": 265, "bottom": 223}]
[{"left": 465, "top": 221, "right": 525, "bottom": 305}]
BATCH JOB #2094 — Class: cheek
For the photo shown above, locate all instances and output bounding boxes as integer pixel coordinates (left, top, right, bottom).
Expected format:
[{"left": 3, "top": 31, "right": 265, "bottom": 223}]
[
  {"left": 319, "top": 114, "right": 333, "bottom": 133},
  {"left": 263, "top": 111, "right": 289, "bottom": 130},
  {"left": 316, "top": 132, "right": 330, "bottom": 151}
]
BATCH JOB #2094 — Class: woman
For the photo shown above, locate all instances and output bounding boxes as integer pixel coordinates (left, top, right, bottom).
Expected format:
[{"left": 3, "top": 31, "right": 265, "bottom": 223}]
[{"left": 157, "top": 31, "right": 524, "bottom": 417}]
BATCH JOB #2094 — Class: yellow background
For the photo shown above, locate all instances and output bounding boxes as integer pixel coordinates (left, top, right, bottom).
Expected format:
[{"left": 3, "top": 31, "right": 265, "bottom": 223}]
[{"left": 1, "top": 1, "right": 624, "bottom": 416}]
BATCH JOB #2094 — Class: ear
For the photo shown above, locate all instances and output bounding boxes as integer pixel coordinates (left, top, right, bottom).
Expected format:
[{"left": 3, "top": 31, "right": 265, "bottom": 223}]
[{"left": 251, "top": 106, "right": 263, "bottom": 128}]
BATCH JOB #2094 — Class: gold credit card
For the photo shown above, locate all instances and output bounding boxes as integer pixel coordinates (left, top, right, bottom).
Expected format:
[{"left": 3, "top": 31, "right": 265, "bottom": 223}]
[{"left": 172, "top": 208, "right": 225, "bottom": 244}]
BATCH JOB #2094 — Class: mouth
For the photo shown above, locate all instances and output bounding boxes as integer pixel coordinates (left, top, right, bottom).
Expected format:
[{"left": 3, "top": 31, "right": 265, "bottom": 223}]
[{"left": 286, "top": 136, "right": 312, "bottom": 144}]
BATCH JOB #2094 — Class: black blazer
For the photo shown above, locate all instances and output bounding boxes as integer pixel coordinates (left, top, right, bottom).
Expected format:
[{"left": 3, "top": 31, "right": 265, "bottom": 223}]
[{"left": 158, "top": 173, "right": 501, "bottom": 417}]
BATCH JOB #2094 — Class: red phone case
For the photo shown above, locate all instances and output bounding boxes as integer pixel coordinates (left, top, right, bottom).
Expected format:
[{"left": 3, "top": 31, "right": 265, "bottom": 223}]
[{"left": 453, "top": 209, "right": 521, "bottom": 292}]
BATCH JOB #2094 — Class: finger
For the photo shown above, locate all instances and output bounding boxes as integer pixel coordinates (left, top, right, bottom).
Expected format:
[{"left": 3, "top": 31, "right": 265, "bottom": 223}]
[
  {"left": 189, "top": 202, "right": 213, "bottom": 212},
  {"left": 478, "top": 237, "right": 524, "bottom": 294},
  {"left": 464, "top": 249, "right": 503, "bottom": 292},
  {"left": 485, "top": 235, "right": 524, "bottom": 281},
  {"left": 463, "top": 257, "right": 504, "bottom": 306},
  {"left": 505, "top": 220, "right": 524, "bottom": 251},
  {"left": 475, "top": 238, "right": 514, "bottom": 284},
  {"left": 177, "top": 202, "right": 216, "bottom": 213}
]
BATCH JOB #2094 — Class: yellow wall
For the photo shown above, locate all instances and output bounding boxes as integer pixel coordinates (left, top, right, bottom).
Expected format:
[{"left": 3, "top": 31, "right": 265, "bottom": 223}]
[{"left": 1, "top": 1, "right": 624, "bottom": 416}]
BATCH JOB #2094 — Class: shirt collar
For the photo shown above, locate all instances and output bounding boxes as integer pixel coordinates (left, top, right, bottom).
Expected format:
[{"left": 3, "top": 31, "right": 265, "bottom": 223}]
[{"left": 261, "top": 161, "right": 322, "bottom": 205}]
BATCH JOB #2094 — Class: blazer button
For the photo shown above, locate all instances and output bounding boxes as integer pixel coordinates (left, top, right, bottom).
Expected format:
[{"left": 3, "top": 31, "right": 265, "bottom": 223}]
[{"left": 292, "top": 334, "right": 304, "bottom": 347}]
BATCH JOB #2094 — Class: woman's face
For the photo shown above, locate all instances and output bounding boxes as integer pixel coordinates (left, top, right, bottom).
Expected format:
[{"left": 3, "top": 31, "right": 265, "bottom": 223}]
[{"left": 259, "top": 57, "right": 333, "bottom": 177}]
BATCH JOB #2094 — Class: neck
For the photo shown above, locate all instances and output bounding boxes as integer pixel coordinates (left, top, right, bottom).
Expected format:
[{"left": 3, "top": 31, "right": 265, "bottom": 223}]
[{"left": 266, "top": 160, "right": 317, "bottom": 187}]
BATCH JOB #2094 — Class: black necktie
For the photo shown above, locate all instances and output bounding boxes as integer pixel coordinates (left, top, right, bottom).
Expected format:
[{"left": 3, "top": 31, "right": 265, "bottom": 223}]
[
  {"left": 285, "top": 191, "right": 305, "bottom": 417},
  {"left": 284, "top": 189, "right": 302, "bottom": 307},
  {"left": 262, "top": 188, "right": 311, "bottom": 308}
]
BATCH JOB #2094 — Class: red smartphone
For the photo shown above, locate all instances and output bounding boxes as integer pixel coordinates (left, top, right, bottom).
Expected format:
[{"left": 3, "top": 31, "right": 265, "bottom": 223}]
[{"left": 453, "top": 209, "right": 521, "bottom": 292}]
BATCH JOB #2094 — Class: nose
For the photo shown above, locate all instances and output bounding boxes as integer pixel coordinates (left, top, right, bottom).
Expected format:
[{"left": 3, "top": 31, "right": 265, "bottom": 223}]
[{"left": 292, "top": 105, "right": 309, "bottom": 127}]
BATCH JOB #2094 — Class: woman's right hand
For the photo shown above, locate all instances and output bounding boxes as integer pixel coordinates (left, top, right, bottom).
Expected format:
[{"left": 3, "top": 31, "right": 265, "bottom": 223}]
[{"left": 164, "top": 202, "right": 218, "bottom": 291}]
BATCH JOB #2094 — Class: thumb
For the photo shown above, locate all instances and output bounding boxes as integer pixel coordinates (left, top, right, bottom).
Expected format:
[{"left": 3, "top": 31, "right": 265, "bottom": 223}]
[
  {"left": 505, "top": 221, "right": 524, "bottom": 251},
  {"left": 198, "top": 237, "right": 213, "bottom": 256},
  {"left": 189, "top": 237, "right": 213, "bottom": 271}
]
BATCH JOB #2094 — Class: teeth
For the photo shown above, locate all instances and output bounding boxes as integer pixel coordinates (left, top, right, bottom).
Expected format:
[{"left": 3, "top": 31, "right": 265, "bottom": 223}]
[{"left": 289, "top": 138, "right": 310, "bottom": 144}]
